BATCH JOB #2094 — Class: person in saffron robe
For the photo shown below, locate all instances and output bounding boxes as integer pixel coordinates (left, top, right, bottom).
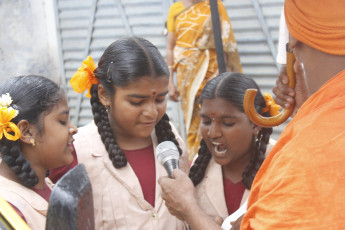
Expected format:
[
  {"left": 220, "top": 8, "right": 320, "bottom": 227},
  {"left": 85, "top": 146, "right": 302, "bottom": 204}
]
[
  {"left": 166, "top": 0, "right": 242, "bottom": 160},
  {"left": 241, "top": 0, "right": 345, "bottom": 228}
]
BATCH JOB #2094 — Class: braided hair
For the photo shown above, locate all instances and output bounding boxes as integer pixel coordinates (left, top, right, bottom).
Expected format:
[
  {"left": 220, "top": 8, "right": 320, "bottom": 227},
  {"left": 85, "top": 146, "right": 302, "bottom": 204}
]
[
  {"left": 90, "top": 37, "right": 182, "bottom": 169},
  {"left": 189, "top": 72, "right": 272, "bottom": 189},
  {"left": 0, "top": 75, "right": 63, "bottom": 188}
]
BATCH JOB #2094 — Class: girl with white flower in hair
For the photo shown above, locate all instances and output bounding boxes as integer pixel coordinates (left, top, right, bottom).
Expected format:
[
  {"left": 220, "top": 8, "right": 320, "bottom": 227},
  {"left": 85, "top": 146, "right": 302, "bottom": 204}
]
[{"left": 0, "top": 75, "right": 77, "bottom": 229}]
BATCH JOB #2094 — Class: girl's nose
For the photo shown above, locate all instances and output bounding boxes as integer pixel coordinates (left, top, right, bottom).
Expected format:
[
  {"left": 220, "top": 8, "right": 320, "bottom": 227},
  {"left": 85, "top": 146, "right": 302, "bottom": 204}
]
[
  {"left": 207, "top": 121, "right": 221, "bottom": 139},
  {"left": 69, "top": 124, "right": 78, "bottom": 135},
  {"left": 144, "top": 102, "right": 158, "bottom": 118}
]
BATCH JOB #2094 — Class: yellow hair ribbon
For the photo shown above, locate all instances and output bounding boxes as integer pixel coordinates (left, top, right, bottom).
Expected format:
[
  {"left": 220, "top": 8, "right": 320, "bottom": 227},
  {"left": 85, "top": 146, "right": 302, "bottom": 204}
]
[
  {"left": 0, "top": 107, "right": 21, "bottom": 141},
  {"left": 70, "top": 56, "right": 98, "bottom": 98},
  {"left": 261, "top": 93, "right": 281, "bottom": 116}
]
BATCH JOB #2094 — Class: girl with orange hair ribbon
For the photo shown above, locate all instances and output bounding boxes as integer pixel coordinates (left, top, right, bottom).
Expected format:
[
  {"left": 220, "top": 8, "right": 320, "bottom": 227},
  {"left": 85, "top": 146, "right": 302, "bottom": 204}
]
[{"left": 65, "top": 37, "right": 189, "bottom": 230}]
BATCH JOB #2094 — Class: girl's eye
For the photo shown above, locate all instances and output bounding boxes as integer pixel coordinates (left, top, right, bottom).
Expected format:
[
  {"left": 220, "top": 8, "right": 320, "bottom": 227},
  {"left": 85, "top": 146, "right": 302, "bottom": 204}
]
[
  {"left": 156, "top": 95, "right": 167, "bottom": 103},
  {"left": 201, "top": 118, "right": 211, "bottom": 125},
  {"left": 223, "top": 122, "right": 235, "bottom": 127},
  {"left": 60, "top": 121, "right": 67, "bottom": 125},
  {"left": 130, "top": 101, "right": 143, "bottom": 106},
  {"left": 156, "top": 98, "right": 166, "bottom": 103}
]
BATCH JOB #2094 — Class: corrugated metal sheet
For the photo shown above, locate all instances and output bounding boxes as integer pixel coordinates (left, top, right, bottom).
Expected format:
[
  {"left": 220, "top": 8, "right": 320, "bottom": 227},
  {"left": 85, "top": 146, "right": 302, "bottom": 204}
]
[{"left": 54, "top": 0, "right": 288, "bottom": 140}]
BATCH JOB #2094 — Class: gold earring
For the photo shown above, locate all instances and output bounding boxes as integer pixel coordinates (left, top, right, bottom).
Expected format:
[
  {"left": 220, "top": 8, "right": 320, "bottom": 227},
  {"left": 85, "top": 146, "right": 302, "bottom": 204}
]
[{"left": 30, "top": 139, "right": 35, "bottom": 147}]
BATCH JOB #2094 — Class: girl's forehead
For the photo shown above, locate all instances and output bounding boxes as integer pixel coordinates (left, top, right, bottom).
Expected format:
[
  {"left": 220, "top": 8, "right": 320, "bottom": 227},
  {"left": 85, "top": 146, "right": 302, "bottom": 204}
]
[
  {"left": 121, "top": 76, "right": 168, "bottom": 89},
  {"left": 115, "top": 76, "right": 168, "bottom": 95},
  {"left": 202, "top": 97, "right": 232, "bottom": 107},
  {"left": 201, "top": 98, "right": 240, "bottom": 114}
]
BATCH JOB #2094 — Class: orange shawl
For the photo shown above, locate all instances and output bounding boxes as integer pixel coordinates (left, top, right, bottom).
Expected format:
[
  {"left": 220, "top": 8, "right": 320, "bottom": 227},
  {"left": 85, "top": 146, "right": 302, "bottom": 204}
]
[{"left": 241, "top": 69, "right": 345, "bottom": 229}]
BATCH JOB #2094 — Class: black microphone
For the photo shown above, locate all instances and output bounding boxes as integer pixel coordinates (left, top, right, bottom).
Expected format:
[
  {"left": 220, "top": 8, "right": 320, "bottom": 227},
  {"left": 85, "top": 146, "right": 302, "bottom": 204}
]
[{"left": 156, "top": 141, "right": 180, "bottom": 178}]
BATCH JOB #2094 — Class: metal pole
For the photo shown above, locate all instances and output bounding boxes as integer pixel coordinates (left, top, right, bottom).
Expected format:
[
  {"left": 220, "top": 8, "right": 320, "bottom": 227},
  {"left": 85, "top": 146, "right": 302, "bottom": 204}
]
[{"left": 209, "top": 0, "right": 226, "bottom": 73}]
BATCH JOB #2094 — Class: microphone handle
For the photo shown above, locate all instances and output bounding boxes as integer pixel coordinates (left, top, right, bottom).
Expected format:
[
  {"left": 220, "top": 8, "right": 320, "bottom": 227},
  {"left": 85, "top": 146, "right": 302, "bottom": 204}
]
[{"left": 163, "top": 159, "right": 179, "bottom": 178}]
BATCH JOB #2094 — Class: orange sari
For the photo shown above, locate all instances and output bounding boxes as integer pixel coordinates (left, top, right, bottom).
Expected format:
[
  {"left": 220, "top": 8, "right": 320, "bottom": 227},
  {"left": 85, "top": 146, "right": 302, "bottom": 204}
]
[{"left": 167, "top": 0, "right": 242, "bottom": 160}]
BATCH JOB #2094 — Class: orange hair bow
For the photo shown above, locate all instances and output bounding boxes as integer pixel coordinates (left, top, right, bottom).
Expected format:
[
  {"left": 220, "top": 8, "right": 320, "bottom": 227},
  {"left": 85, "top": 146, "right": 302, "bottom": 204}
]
[
  {"left": 261, "top": 93, "right": 281, "bottom": 116},
  {"left": 70, "top": 56, "right": 99, "bottom": 98},
  {"left": 0, "top": 94, "right": 21, "bottom": 141}
]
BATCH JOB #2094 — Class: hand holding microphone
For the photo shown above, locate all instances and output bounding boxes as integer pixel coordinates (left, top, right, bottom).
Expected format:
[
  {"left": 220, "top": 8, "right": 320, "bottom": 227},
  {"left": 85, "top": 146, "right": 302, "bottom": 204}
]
[
  {"left": 157, "top": 141, "right": 218, "bottom": 228},
  {"left": 156, "top": 141, "right": 180, "bottom": 178},
  {"left": 157, "top": 143, "right": 201, "bottom": 223},
  {"left": 157, "top": 142, "right": 197, "bottom": 222}
]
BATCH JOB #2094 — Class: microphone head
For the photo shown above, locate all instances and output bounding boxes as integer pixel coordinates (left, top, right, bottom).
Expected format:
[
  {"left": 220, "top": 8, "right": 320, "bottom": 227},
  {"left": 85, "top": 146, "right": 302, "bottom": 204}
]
[{"left": 156, "top": 141, "right": 180, "bottom": 165}]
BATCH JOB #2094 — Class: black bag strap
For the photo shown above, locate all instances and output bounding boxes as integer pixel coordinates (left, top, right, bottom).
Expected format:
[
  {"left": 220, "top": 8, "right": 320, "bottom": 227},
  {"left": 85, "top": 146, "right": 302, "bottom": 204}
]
[{"left": 209, "top": 0, "right": 226, "bottom": 74}]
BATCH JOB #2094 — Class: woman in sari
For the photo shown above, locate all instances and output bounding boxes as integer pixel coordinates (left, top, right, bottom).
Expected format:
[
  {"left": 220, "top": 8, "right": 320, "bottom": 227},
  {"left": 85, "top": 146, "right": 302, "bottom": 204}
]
[{"left": 166, "top": 0, "right": 242, "bottom": 160}]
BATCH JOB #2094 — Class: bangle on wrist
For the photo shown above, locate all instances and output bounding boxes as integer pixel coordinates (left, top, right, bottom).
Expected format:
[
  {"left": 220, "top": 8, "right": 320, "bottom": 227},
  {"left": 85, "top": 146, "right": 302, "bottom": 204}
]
[{"left": 168, "top": 65, "right": 173, "bottom": 69}]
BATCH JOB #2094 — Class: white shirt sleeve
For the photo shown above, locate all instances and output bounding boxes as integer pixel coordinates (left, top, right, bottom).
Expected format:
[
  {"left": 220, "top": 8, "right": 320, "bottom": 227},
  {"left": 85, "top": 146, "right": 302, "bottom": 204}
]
[
  {"left": 276, "top": 7, "right": 289, "bottom": 65},
  {"left": 221, "top": 199, "right": 248, "bottom": 230}
]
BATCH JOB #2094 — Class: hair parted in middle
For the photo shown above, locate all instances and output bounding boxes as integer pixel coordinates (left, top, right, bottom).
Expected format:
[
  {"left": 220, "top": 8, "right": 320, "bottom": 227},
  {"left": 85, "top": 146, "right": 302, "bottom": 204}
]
[
  {"left": 89, "top": 37, "right": 182, "bottom": 168},
  {"left": 189, "top": 72, "right": 273, "bottom": 189}
]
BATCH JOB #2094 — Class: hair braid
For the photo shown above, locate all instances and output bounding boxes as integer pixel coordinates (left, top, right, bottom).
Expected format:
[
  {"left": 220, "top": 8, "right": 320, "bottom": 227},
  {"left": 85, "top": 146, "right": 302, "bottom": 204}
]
[
  {"left": 242, "top": 126, "right": 272, "bottom": 189},
  {"left": 90, "top": 85, "right": 127, "bottom": 168},
  {"left": 155, "top": 113, "right": 182, "bottom": 156},
  {"left": 1, "top": 141, "right": 38, "bottom": 188},
  {"left": 189, "top": 139, "right": 212, "bottom": 186}
]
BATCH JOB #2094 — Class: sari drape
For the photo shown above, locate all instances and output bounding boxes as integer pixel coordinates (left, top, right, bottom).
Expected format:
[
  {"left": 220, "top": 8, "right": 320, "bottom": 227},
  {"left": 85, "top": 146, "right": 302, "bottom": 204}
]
[{"left": 168, "top": 0, "right": 242, "bottom": 160}]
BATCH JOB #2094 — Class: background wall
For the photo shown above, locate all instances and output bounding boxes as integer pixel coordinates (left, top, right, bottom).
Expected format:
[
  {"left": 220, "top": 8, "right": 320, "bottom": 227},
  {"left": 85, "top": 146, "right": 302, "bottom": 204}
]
[
  {"left": 0, "top": 0, "right": 286, "bottom": 140},
  {"left": 0, "top": 0, "right": 60, "bottom": 84}
]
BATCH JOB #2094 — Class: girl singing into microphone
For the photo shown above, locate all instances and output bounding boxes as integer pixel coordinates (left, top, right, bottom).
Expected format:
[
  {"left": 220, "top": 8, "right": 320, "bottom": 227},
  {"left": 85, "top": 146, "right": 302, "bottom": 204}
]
[
  {"left": 189, "top": 73, "right": 276, "bottom": 224},
  {"left": 159, "top": 73, "right": 277, "bottom": 230}
]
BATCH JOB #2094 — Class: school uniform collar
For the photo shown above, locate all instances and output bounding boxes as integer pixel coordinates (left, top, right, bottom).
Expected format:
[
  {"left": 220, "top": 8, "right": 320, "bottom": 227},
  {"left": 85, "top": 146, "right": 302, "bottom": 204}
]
[
  {"left": 87, "top": 123, "right": 166, "bottom": 211},
  {"left": 0, "top": 175, "right": 49, "bottom": 216}
]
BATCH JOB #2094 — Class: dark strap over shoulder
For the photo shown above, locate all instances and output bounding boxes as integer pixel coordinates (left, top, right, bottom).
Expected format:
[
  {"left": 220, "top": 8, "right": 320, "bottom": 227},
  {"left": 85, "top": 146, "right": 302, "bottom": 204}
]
[{"left": 209, "top": 0, "right": 226, "bottom": 73}]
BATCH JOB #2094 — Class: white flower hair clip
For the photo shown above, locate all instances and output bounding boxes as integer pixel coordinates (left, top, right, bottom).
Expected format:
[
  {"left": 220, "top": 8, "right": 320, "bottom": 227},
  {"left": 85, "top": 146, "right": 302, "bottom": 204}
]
[
  {"left": 0, "top": 93, "right": 13, "bottom": 108},
  {"left": 0, "top": 93, "right": 21, "bottom": 141}
]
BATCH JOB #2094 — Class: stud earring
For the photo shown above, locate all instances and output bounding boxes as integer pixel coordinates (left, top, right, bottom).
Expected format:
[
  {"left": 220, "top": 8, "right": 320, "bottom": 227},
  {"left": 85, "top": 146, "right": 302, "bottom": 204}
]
[
  {"left": 254, "top": 129, "right": 260, "bottom": 142},
  {"left": 105, "top": 106, "right": 109, "bottom": 112},
  {"left": 30, "top": 138, "right": 35, "bottom": 147}
]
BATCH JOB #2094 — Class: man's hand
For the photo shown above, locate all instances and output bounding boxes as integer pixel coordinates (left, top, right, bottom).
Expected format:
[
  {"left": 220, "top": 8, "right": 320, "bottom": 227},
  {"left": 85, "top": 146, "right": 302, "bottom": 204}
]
[
  {"left": 230, "top": 214, "right": 244, "bottom": 230},
  {"left": 272, "top": 60, "right": 309, "bottom": 117},
  {"left": 158, "top": 169, "right": 197, "bottom": 221}
]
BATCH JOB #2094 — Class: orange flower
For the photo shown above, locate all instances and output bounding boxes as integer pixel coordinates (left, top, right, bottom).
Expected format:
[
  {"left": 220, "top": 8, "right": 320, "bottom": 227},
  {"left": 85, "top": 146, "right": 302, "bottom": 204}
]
[
  {"left": 70, "top": 56, "right": 99, "bottom": 98},
  {"left": 262, "top": 93, "right": 281, "bottom": 116},
  {"left": 0, "top": 107, "right": 21, "bottom": 141}
]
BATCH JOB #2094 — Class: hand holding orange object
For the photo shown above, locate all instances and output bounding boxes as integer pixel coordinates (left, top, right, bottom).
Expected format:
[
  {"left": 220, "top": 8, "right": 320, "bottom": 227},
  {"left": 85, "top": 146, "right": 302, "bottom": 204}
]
[
  {"left": 273, "top": 59, "right": 309, "bottom": 117},
  {"left": 243, "top": 44, "right": 295, "bottom": 128}
]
